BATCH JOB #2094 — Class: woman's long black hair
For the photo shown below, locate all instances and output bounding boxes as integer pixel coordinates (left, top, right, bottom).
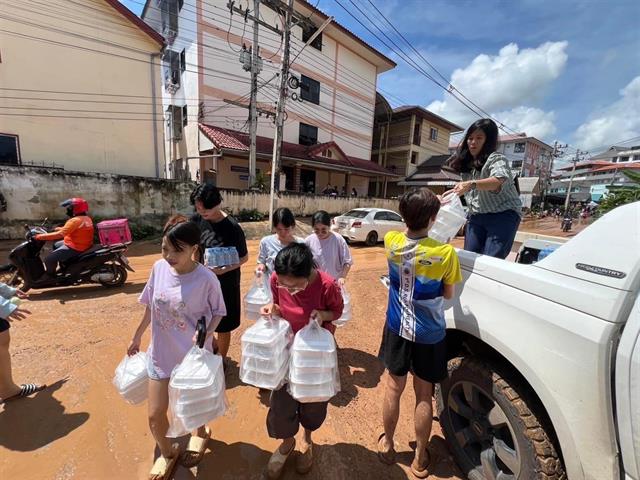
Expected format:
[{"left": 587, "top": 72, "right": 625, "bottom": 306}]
[{"left": 447, "top": 118, "right": 499, "bottom": 173}]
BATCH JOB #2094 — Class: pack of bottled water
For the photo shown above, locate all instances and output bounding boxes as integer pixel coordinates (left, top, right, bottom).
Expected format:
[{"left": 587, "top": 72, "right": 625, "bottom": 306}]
[{"left": 204, "top": 247, "right": 240, "bottom": 268}]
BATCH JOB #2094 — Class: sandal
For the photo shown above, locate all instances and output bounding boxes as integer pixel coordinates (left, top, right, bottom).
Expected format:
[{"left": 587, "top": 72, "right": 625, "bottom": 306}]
[
  {"left": 180, "top": 426, "right": 211, "bottom": 467},
  {"left": 0, "top": 383, "right": 46, "bottom": 404},
  {"left": 377, "top": 433, "right": 396, "bottom": 465},
  {"left": 295, "top": 441, "right": 313, "bottom": 474},
  {"left": 265, "top": 440, "right": 296, "bottom": 479},
  {"left": 410, "top": 448, "right": 432, "bottom": 479},
  {"left": 149, "top": 443, "right": 180, "bottom": 480}
]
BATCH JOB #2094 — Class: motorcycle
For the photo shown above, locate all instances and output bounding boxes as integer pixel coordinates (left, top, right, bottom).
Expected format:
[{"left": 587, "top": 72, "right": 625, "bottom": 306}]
[
  {"left": 0, "top": 221, "right": 134, "bottom": 292},
  {"left": 561, "top": 216, "right": 573, "bottom": 232}
]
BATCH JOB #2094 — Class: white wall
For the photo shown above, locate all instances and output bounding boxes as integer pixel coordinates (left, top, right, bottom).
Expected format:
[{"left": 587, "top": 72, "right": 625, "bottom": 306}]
[{"left": 0, "top": 2, "right": 164, "bottom": 177}]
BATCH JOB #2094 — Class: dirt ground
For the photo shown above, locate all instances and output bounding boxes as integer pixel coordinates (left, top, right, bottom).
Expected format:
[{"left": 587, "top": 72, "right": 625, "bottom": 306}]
[{"left": 0, "top": 217, "right": 578, "bottom": 480}]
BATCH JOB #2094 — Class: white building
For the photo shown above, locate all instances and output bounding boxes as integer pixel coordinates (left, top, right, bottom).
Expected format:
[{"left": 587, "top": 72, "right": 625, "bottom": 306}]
[
  {"left": 141, "top": 0, "right": 398, "bottom": 192},
  {"left": 0, "top": 1, "right": 165, "bottom": 177}
]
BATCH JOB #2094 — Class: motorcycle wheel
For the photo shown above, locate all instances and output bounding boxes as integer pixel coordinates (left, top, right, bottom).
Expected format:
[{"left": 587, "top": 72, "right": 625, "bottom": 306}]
[
  {"left": 0, "top": 266, "right": 30, "bottom": 292},
  {"left": 99, "top": 264, "right": 127, "bottom": 288}
]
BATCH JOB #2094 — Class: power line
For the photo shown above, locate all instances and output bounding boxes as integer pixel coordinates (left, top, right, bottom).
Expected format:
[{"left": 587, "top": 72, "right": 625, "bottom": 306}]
[{"left": 333, "top": 0, "right": 521, "bottom": 136}]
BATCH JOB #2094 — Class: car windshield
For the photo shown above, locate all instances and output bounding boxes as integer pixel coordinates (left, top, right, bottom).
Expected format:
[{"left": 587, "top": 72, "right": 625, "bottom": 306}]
[{"left": 343, "top": 210, "right": 369, "bottom": 218}]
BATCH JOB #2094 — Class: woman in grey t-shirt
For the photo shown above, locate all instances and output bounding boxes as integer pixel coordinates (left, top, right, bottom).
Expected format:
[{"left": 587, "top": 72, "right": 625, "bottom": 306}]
[
  {"left": 257, "top": 207, "right": 303, "bottom": 275},
  {"left": 447, "top": 119, "right": 522, "bottom": 259}
]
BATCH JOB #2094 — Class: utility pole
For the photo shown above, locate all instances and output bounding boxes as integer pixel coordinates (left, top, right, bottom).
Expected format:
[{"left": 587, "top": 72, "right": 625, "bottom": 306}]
[
  {"left": 248, "top": 0, "right": 261, "bottom": 188},
  {"left": 542, "top": 140, "right": 567, "bottom": 208},
  {"left": 268, "top": 0, "right": 294, "bottom": 225},
  {"left": 563, "top": 149, "right": 587, "bottom": 212}
]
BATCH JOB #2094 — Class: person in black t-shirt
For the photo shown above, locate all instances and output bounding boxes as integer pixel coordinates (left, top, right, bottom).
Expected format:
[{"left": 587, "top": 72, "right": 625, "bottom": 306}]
[{"left": 190, "top": 184, "right": 248, "bottom": 362}]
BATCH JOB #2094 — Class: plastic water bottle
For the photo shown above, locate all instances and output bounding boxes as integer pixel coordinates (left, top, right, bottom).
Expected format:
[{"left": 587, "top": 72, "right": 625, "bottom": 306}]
[{"left": 231, "top": 247, "right": 240, "bottom": 264}]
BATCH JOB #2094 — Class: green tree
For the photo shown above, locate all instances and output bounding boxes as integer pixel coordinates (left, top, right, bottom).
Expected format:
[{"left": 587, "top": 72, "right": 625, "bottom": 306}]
[{"left": 599, "top": 170, "right": 640, "bottom": 214}]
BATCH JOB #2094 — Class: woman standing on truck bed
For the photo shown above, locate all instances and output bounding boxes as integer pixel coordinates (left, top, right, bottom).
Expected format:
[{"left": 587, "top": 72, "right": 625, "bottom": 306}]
[{"left": 446, "top": 118, "right": 522, "bottom": 259}]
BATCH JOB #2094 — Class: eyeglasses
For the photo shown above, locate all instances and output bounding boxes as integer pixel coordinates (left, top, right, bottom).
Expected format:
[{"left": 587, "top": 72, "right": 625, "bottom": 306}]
[{"left": 275, "top": 279, "right": 308, "bottom": 295}]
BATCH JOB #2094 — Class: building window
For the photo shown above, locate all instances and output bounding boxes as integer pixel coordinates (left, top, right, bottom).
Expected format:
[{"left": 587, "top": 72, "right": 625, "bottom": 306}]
[
  {"left": 302, "top": 27, "right": 322, "bottom": 51},
  {"left": 429, "top": 127, "right": 438, "bottom": 142},
  {"left": 300, "top": 75, "right": 320, "bottom": 105},
  {"left": 511, "top": 160, "right": 523, "bottom": 169},
  {"left": 411, "top": 152, "right": 418, "bottom": 164},
  {"left": 299, "top": 123, "right": 318, "bottom": 146},
  {"left": 167, "top": 105, "right": 183, "bottom": 140},
  {"left": 413, "top": 120, "right": 422, "bottom": 145},
  {"left": 514, "top": 142, "right": 525, "bottom": 153},
  {"left": 162, "top": 49, "right": 181, "bottom": 92},
  {"left": 619, "top": 156, "right": 629, "bottom": 162},
  {"left": 182, "top": 105, "right": 188, "bottom": 127},
  {"left": 180, "top": 49, "right": 186, "bottom": 72},
  {"left": 0, "top": 134, "right": 20, "bottom": 165}
]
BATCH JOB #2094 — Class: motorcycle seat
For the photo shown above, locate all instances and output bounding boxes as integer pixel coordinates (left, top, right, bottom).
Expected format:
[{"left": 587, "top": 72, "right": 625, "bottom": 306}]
[{"left": 60, "top": 245, "right": 108, "bottom": 265}]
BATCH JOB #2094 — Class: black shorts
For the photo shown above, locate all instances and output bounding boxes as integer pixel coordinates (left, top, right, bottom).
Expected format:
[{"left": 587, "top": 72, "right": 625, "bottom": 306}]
[
  {"left": 215, "top": 277, "right": 241, "bottom": 333},
  {"left": 378, "top": 327, "right": 447, "bottom": 383},
  {"left": 0, "top": 317, "right": 10, "bottom": 333}
]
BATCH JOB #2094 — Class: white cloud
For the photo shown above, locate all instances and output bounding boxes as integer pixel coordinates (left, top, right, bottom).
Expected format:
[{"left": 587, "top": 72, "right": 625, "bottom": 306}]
[
  {"left": 494, "top": 107, "right": 557, "bottom": 139},
  {"left": 573, "top": 76, "right": 640, "bottom": 151},
  {"left": 427, "top": 41, "right": 568, "bottom": 140}
]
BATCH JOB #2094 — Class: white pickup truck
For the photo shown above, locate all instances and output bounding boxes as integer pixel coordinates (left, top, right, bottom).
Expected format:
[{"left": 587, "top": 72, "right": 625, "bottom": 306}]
[{"left": 437, "top": 201, "right": 639, "bottom": 480}]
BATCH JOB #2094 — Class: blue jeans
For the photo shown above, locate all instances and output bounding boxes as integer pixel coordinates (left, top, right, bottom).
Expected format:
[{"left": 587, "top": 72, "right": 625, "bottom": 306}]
[{"left": 464, "top": 210, "right": 521, "bottom": 259}]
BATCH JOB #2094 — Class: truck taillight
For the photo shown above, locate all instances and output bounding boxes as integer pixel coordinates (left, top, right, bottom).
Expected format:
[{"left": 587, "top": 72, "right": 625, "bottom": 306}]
[{"left": 352, "top": 221, "right": 362, "bottom": 228}]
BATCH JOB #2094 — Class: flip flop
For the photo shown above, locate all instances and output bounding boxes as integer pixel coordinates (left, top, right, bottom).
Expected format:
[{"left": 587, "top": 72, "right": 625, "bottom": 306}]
[
  {"left": 377, "top": 432, "right": 396, "bottom": 465},
  {"left": 180, "top": 426, "right": 211, "bottom": 467},
  {"left": 265, "top": 440, "right": 296, "bottom": 480},
  {"left": 410, "top": 448, "right": 432, "bottom": 479},
  {"left": 149, "top": 443, "right": 180, "bottom": 480},
  {"left": 0, "top": 383, "right": 47, "bottom": 404}
]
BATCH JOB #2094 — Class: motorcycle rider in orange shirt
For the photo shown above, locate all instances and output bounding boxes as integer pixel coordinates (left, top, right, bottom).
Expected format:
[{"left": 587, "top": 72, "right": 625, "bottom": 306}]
[{"left": 35, "top": 198, "right": 94, "bottom": 278}]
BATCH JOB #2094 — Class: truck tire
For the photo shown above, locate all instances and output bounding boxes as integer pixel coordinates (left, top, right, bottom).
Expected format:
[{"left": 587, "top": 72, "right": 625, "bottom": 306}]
[{"left": 436, "top": 356, "right": 566, "bottom": 480}]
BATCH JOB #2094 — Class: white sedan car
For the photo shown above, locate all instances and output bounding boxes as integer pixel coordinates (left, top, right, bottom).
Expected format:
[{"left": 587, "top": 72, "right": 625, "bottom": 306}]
[{"left": 331, "top": 208, "right": 405, "bottom": 246}]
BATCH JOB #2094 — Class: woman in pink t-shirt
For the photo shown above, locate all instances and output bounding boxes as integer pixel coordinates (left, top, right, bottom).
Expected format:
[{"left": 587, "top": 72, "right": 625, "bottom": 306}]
[
  {"left": 260, "top": 243, "right": 343, "bottom": 478},
  {"left": 127, "top": 216, "right": 226, "bottom": 480}
]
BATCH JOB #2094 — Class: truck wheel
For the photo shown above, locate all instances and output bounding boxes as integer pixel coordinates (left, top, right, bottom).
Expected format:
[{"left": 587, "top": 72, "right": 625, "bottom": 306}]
[{"left": 436, "top": 356, "right": 566, "bottom": 480}]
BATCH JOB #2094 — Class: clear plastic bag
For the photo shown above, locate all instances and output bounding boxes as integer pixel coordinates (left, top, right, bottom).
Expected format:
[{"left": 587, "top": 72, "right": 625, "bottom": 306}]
[
  {"left": 289, "top": 318, "right": 340, "bottom": 403},
  {"left": 240, "top": 316, "right": 292, "bottom": 389},
  {"left": 429, "top": 192, "right": 467, "bottom": 243},
  {"left": 243, "top": 272, "right": 273, "bottom": 321},
  {"left": 113, "top": 352, "right": 149, "bottom": 405},
  {"left": 167, "top": 346, "right": 227, "bottom": 437},
  {"left": 333, "top": 286, "right": 352, "bottom": 327}
]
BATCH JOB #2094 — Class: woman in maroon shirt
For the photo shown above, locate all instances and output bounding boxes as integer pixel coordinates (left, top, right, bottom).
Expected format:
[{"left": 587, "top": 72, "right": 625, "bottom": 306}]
[{"left": 261, "top": 244, "right": 343, "bottom": 479}]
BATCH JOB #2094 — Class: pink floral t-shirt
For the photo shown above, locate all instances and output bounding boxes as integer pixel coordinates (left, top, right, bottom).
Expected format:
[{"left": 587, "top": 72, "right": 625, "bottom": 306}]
[{"left": 140, "top": 259, "right": 226, "bottom": 378}]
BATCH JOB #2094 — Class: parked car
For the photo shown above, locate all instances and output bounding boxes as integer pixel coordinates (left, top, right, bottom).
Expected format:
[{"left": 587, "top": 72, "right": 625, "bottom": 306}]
[
  {"left": 437, "top": 201, "right": 640, "bottom": 480},
  {"left": 331, "top": 208, "right": 404, "bottom": 246}
]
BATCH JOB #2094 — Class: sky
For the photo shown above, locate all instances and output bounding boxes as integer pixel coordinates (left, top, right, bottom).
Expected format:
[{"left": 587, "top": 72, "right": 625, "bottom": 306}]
[{"left": 120, "top": 0, "right": 640, "bottom": 157}]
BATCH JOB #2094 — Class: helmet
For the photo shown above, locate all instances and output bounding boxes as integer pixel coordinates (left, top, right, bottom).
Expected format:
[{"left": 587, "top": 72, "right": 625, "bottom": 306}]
[{"left": 60, "top": 198, "right": 89, "bottom": 217}]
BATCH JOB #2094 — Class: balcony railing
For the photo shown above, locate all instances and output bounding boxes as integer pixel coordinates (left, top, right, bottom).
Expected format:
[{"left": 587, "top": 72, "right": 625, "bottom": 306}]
[{"left": 373, "top": 134, "right": 410, "bottom": 149}]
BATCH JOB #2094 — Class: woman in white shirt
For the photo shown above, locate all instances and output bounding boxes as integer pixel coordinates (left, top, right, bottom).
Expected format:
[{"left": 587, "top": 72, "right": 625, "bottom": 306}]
[
  {"left": 305, "top": 211, "right": 353, "bottom": 285},
  {"left": 257, "top": 207, "right": 303, "bottom": 275}
]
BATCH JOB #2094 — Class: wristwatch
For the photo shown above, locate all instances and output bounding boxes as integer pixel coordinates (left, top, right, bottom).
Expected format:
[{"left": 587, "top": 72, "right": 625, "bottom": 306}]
[{"left": 469, "top": 181, "right": 477, "bottom": 190}]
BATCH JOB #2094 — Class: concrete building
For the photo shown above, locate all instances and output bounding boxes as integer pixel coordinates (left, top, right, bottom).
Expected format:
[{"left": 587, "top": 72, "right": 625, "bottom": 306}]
[
  {"left": 548, "top": 160, "right": 640, "bottom": 203},
  {"left": 141, "top": 0, "right": 397, "bottom": 191},
  {"left": 0, "top": 1, "right": 165, "bottom": 177},
  {"left": 372, "top": 98, "right": 463, "bottom": 197}
]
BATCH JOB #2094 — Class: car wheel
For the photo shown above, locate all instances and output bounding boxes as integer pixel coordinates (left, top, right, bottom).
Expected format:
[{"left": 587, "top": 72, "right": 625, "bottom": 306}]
[
  {"left": 436, "top": 356, "right": 566, "bottom": 480},
  {"left": 365, "top": 231, "right": 378, "bottom": 246}
]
